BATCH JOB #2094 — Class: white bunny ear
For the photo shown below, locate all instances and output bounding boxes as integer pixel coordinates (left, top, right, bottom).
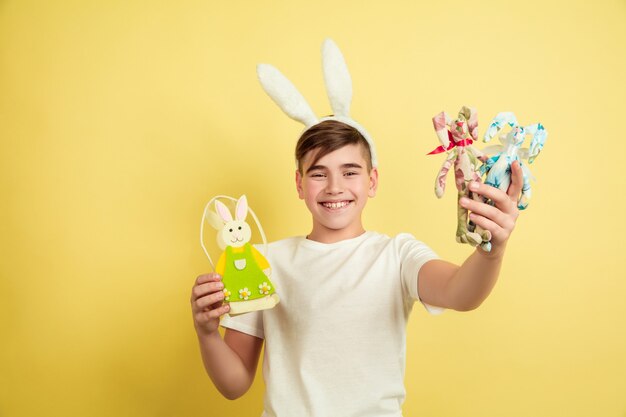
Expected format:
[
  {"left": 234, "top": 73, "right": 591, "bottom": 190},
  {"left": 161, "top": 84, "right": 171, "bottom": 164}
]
[
  {"left": 322, "top": 39, "right": 352, "bottom": 118},
  {"left": 257, "top": 63, "right": 319, "bottom": 128},
  {"left": 215, "top": 200, "right": 233, "bottom": 223},
  {"left": 235, "top": 195, "right": 248, "bottom": 221},
  {"left": 205, "top": 209, "right": 224, "bottom": 230}
]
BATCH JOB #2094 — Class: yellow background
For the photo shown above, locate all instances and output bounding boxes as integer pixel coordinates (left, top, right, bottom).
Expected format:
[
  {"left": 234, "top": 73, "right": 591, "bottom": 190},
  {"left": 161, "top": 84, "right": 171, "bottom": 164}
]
[{"left": 1, "top": 0, "right": 625, "bottom": 416}]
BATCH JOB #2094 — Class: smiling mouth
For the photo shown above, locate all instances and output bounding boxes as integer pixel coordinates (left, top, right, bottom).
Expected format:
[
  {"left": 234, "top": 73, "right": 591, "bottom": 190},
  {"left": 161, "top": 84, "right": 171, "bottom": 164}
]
[{"left": 319, "top": 200, "right": 352, "bottom": 210}]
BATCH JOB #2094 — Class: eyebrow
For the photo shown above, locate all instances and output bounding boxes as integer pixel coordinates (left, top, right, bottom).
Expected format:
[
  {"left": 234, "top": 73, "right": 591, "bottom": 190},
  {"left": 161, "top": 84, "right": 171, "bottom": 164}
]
[{"left": 306, "top": 162, "right": 364, "bottom": 174}]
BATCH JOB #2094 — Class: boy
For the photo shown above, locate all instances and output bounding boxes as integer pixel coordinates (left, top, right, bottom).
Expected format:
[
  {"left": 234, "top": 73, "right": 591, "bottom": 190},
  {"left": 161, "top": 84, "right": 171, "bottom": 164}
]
[
  {"left": 191, "top": 120, "right": 521, "bottom": 416},
  {"left": 191, "top": 40, "right": 522, "bottom": 416}
]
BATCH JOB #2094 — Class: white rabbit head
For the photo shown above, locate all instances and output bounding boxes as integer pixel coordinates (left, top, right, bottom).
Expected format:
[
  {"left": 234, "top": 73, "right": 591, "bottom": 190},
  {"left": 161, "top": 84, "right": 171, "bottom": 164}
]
[
  {"left": 484, "top": 112, "right": 547, "bottom": 163},
  {"left": 214, "top": 195, "right": 252, "bottom": 249},
  {"left": 504, "top": 125, "right": 526, "bottom": 148}
]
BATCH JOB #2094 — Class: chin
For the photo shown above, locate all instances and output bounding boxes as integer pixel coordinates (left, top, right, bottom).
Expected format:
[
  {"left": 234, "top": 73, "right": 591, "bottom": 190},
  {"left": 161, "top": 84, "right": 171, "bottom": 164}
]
[{"left": 316, "top": 217, "right": 361, "bottom": 233}]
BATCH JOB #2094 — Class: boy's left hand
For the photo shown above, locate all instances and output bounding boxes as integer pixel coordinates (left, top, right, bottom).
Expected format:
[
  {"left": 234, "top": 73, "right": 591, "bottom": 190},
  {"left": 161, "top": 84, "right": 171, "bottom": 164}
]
[{"left": 459, "top": 161, "right": 523, "bottom": 256}]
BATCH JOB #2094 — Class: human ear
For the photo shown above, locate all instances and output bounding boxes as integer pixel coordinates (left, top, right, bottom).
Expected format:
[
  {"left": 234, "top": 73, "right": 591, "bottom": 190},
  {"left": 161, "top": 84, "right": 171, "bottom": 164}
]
[
  {"left": 295, "top": 169, "right": 305, "bottom": 199},
  {"left": 368, "top": 168, "right": 379, "bottom": 198}
]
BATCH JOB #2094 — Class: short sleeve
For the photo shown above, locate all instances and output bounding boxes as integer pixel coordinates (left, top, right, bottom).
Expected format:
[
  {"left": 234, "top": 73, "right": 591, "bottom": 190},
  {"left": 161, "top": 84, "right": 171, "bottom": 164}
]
[
  {"left": 220, "top": 310, "right": 265, "bottom": 339},
  {"left": 396, "top": 233, "right": 445, "bottom": 315}
]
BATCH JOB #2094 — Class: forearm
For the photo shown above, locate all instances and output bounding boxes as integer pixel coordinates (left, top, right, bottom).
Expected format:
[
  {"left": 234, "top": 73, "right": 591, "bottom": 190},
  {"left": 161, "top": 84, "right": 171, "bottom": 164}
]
[
  {"left": 444, "top": 247, "right": 505, "bottom": 311},
  {"left": 196, "top": 331, "right": 255, "bottom": 400},
  {"left": 421, "top": 166, "right": 521, "bottom": 312}
]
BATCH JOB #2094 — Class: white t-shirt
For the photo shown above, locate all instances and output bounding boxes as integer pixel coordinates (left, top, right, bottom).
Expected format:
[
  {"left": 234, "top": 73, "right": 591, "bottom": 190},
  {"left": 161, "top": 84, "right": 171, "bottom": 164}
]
[{"left": 221, "top": 231, "right": 441, "bottom": 417}]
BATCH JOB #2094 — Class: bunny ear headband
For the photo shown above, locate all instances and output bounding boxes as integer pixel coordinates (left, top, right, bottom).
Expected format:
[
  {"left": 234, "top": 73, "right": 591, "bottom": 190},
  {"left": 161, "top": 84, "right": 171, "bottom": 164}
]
[
  {"left": 257, "top": 38, "right": 378, "bottom": 168},
  {"left": 200, "top": 195, "right": 268, "bottom": 270}
]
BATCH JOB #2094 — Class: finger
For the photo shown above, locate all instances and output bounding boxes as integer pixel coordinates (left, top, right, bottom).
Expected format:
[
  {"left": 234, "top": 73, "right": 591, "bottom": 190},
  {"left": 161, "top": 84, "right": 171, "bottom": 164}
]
[
  {"left": 206, "top": 303, "right": 230, "bottom": 320},
  {"left": 195, "top": 273, "right": 222, "bottom": 286},
  {"left": 208, "top": 297, "right": 229, "bottom": 313},
  {"left": 469, "top": 212, "right": 504, "bottom": 241},
  {"left": 459, "top": 197, "right": 504, "bottom": 224},
  {"left": 469, "top": 181, "right": 516, "bottom": 214},
  {"left": 195, "top": 290, "right": 226, "bottom": 310},
  {"left": 507, "top": 161, "right": 523, "bottom": 200},
  {"left": 196, "top": 302, "right": 230, "bottom": 321},
  {"left": 191, "top": 280, "right": 224, "bottom": 302},
  {"left": 463, "top": 197, "right": 517, "bottom": 232}
]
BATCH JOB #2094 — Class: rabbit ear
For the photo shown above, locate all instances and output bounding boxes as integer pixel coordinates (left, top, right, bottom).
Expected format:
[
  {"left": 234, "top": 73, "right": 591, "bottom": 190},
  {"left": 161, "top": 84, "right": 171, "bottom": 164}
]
[
  {"left": 524, "top": 123, "right": 547, "bottom": 164},
  {"left": 322, "top": 39, "right": 352, "bottom": 118},
  {"left": 205, "top": 209, "right": 225, "bottom": 230},
  {"left": 484, "top": 112, "right": 518, "bottom": 142},
  {"left": 460, "top": 106, "right": 479, "bottom": 141},
  {"left": 215, "top": 200, "right": 233, "bottom": 223},
  {"left": 235, "top": 195, "right": 248, "bottom": 221},
  {"left": 432, "top": 111, "right": 451, "bottom": 149},
  {"left": 257, "top": 63, "right": 318, "bottom": 128}
]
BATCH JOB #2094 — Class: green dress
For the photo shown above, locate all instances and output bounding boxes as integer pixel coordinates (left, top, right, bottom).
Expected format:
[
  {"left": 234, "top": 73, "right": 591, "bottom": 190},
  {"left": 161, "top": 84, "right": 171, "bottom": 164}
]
[{"left": 220, "top": 243, "right": 276, "bottom": 303}]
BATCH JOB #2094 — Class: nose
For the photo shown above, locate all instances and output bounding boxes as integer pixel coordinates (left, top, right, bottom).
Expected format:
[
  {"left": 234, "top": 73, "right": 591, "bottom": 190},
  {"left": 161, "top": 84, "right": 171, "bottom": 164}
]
[{"left": 324, "top": 173, "right": 343, "bottom": 195}]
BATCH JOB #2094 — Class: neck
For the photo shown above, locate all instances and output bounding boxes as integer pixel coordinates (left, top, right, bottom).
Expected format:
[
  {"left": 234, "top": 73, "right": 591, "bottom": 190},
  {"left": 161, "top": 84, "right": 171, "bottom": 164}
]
[{"left": 306, "top": 224, "right": 366, "bottom": 244}]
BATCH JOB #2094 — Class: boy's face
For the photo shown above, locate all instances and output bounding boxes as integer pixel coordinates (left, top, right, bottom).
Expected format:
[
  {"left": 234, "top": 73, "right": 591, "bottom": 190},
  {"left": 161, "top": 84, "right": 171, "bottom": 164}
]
[{"left": 295, "top": 143, "right": 378, "bottom": 243}]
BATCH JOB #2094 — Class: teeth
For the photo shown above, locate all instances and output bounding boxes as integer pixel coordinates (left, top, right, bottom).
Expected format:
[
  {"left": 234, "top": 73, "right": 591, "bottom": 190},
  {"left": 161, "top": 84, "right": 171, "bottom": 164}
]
[{"left": 322, "top": 201, "right": 350, "bottom": 209}]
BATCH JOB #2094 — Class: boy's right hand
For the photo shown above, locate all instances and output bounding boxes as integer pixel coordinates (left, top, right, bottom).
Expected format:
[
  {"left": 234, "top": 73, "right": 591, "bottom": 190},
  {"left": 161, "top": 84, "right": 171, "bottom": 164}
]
[{"left": 191, "top": 273, "right": 230, "bottom": 337}]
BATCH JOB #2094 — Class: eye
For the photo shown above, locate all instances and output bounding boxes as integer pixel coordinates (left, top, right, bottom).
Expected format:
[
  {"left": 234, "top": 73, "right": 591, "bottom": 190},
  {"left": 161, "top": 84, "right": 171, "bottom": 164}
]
[
  {"left": 238, "top": 226, "right": 242, "bottom": 230},
  {"left": 229, "top": 228, "right": 233, "bottom": 232}
]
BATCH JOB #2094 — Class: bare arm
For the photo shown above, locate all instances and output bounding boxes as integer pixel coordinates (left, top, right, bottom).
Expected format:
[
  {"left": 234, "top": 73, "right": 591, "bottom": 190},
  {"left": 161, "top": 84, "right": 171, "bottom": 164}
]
[
  {"left": 191, "top": 273, "right": 263, "bottom": 399},
  {"left": 417, "top": 250, "right": 504, "bottom": 311},
  {"left": 418, "top": 162, "right": 523, "bottom": 311}
]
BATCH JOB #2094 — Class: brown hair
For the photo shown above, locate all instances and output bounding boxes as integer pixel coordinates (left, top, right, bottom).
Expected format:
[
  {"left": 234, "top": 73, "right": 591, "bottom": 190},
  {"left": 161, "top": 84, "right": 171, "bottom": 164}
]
[{"left": 295, "top": 120, "right": 372, "bottom": 173}]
